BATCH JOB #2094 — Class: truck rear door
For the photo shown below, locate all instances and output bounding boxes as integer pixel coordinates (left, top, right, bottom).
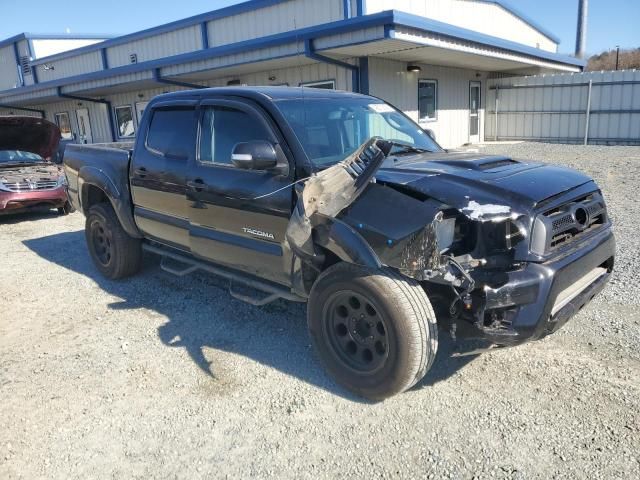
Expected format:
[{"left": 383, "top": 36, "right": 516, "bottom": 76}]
[
  {"left": 186, "top": 98, "right": 294, "bottom": 285},
  {"left": 130, "top": 100, "right": 197, "bottom": 249}
]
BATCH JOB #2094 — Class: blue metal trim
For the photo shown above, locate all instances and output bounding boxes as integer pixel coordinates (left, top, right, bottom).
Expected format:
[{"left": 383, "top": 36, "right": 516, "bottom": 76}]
[
  {"left": 152, "top": 68, "right": 206, "bottom": 89},
  {"left": 304, "top": 38, "right": 360, "bottom": 92},
  {"left": 0, "top": 103, "right": 45, "bottom": 117},
  {"left": 359, "top": 57, "right": 369, "bottom": 95},
  {"left": 343, "top": 0, "right": 351, "bottom": 19},
  {"left": 391, "top": 11, "right": 585, "bottom": 68},
  {"left": 200, "top": 22, "right": 209, "bottom": 49},
  {"left": 100, "top": 48, "right": 109, "bottom": 69},
  {"left": 190, "top": 225, "right": 283, "bottom": 257},
  {"left": 475, "top": 0, "right": 561, "bottom": 44},
  {"left": 56, "top": 87, "right": 116, "bottom": 142},
  {"left": 29, "top": 0, "right": 294, "bottom": 66},
  {"left": 0, "top": 33, "right": 112, "bottom": 50},
  {"left": 356, "top": 0, "right": 364, "bottom": 16}
]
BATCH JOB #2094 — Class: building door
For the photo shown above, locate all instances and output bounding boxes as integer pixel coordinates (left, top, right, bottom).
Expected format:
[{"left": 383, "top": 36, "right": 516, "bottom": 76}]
[
  {"left": 469, "top": 81, "right": 481, "bottom": 143},
  {"left": 75, "top": 108, "right": 92, "bottom": 144}
]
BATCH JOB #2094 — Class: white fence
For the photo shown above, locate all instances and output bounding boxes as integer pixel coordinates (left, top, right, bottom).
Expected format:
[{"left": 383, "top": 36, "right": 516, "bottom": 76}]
[{"left": 485, "top": 70, "right": 640, "bottom": 145}]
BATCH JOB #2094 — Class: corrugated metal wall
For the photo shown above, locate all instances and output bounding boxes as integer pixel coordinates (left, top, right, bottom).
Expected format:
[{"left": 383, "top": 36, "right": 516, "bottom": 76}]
[
  {"left": 486, "top": 70, "right": 640, "bottom": 145},
  {"left": 0, "top": 45, "right": 19, "bottom": 90},
  {"left": 207, "top": 0, "right": 344, "bottom": 46},
  {"left": 36, "top": 51, "right": 104, "bottom": 82},
  {"left": 364, "top": 0, "right": 557, "bottom": 51},
  {"left": 368, "top": 57, "right": 485, "bottom": 148}
]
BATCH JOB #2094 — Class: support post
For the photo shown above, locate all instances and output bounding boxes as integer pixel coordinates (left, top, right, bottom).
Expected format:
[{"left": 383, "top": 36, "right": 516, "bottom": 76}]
[
  {"left": 584, "top": 79, "right": 592, "bottom": 145},
  {"left": 494, "top": 85, "right": 499, "bottom": 141}
]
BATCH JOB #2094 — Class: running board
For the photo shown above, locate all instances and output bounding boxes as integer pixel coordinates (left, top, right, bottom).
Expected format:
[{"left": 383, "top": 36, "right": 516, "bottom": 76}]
[{"left": 143, "top": 243, "right": 305, "bottom": 305}]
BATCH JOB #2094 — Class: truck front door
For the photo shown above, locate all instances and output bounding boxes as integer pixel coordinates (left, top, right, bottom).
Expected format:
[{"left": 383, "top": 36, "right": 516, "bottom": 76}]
[{"left": 186, "top": 99, "right": 294, "bottom": 285}]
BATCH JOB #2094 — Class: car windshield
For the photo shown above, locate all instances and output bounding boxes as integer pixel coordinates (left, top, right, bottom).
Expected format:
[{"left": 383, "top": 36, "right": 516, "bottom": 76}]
[
  {"left": 275, "top": 97, "right": 442, "bottom": 167},
  {"left": 0, "top": 150, "right": 45, "bottom": 165}
]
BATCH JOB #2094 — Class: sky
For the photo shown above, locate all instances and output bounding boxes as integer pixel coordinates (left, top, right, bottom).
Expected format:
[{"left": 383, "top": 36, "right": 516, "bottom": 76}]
[{"left": 1, "top": 0, "right": 638, "bottom": 56}]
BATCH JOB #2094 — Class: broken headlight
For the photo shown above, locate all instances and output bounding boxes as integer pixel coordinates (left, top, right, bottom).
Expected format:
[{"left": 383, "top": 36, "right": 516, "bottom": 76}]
[{"left": 435, "top": 213, "right": 475, "bottom": 255}]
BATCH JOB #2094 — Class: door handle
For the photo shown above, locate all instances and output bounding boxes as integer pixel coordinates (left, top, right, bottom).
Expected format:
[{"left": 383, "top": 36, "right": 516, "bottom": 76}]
[
  {"left": 134, "top": 167, "right": 147, "bottom": 178},
  {"left": 187, "top": 178, "right": 206, "bottom": 192}
]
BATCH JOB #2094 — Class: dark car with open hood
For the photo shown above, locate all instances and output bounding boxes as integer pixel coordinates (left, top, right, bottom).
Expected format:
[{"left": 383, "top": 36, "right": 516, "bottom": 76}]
[
  {"left": 63, "top": 87, "right": 615, "bottom": 400},
  {"left": 0, "top": 116, "right": 72, "bottom": 216}
]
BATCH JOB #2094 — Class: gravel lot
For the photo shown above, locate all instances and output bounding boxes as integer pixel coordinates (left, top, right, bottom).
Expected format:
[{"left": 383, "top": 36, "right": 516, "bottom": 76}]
[{"left": 1, "top": 143, "right": 639, "bottom": 479}]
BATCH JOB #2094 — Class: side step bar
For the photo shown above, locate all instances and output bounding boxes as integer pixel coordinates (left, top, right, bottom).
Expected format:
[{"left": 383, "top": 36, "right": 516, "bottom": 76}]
[{"left": 142, "top": 243, "right": 306, "bottom": 305}]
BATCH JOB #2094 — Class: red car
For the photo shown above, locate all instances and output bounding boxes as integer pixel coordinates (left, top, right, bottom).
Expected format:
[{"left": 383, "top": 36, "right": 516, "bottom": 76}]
[{"left": 0, "top": 116, "right": 71, "bottom": 215}]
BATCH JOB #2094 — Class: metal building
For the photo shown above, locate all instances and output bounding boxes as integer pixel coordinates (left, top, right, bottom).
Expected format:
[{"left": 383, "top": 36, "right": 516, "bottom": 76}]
[{"left": 0, "top": 0, "right": 584, "bottom": 148}]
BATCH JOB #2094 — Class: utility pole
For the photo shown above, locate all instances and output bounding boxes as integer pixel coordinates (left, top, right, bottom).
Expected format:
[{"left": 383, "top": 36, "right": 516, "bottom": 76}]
[
  {"left": 615, "top": 46, "right": 620, "bottom": 70},
  {"left": 575, "top": 0, "right": 588, "bottom": 59}
]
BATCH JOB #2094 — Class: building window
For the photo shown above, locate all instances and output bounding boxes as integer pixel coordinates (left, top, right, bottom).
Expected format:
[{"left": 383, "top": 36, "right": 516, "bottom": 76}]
[
  {"left": 418, "top": 79, "right": 437, "bottom": 122},
  {"left": 54, "top": 112, "right": 73, "bottom": 139},
  {"left": 114, "top": 105, "right": 135, "bottom": 138},
  {"left": 300, "top": 80, "right": 336, "bottom": 89}
]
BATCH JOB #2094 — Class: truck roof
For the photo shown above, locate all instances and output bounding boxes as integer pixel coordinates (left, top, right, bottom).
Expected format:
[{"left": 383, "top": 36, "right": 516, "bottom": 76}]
[{"left": 153, "top": 86, "right": 368, "bottom": 103}]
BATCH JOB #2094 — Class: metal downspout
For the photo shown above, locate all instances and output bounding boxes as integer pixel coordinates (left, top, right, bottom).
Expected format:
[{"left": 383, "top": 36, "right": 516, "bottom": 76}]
[
  {"left": 304, "top": 39, "right": 360, "bottom": 93},
  {"left": 152, "top": 68, "right": 206, "bottom": 90}
]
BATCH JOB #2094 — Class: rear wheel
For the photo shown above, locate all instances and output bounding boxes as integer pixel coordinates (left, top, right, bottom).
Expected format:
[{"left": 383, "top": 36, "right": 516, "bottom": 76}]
[
  {"left": 308, "top": 263, "right": 437, "bottom": 400},
  {"left": 85, "top": 202, "right": 142, "bottom": 279}
]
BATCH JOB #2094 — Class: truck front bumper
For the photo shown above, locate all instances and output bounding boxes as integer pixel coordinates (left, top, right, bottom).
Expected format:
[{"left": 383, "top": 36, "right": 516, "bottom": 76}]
[{"left": 478, "top": 227, "right": 615, "bottom": 346}]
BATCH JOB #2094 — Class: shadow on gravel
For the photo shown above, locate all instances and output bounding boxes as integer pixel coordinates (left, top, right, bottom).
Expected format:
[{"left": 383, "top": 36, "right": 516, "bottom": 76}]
[
  {"left": 0, "top": 209, "right": 61, "bottom": 224},
  {"left": 24, "top": 230, "right": 480, "bottom": 402}
]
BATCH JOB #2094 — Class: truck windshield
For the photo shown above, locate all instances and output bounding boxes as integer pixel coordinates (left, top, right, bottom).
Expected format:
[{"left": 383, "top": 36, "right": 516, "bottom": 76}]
[
  {"left": 275, "top": 97, "right": 442, "bottom": 167},
  {"left": 0, "top": 150, "right": 45, "bottom": 165}
]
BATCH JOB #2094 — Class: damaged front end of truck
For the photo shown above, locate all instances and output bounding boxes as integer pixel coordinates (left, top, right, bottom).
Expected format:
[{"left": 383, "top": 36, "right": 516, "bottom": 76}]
[{"left": 285, "top": 138, "right": 615, "bottom": 347}]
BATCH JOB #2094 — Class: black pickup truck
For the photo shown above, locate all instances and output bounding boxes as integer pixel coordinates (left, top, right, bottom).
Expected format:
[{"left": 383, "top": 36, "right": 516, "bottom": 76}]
[{"left": 64, "top": 87, "right": 615, "bottom": 399}]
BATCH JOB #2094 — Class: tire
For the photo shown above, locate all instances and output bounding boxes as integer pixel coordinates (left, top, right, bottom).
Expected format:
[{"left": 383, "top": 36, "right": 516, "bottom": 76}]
[
  {"left": 58, "top": 201, "right": 74, "bottom": 215},
  {"left": 307, "top": 262, "right": 438, "bottom": 400},
  {"left": 85, "top": 202, "right": 142, "bottom": 280}
]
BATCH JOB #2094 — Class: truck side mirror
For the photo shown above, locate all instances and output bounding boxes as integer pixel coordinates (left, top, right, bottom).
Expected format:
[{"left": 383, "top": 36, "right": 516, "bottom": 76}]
[{"left": 231, "top": 141, "right": 278, "bottom": 170}]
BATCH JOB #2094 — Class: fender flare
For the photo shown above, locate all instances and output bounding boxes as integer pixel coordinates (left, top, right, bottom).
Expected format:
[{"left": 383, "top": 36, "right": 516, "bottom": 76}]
[
  {"left": 79, "top": 166, "right": 142, "bottom": 238},
  {"left": 313, "top": 217, "right": 382, "bottom": 270}
]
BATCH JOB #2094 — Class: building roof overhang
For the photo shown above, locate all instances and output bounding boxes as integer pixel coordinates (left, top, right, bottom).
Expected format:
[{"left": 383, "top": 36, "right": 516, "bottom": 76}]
[{"left": 0, "top": 10, "right": 584, "bottom": 105}]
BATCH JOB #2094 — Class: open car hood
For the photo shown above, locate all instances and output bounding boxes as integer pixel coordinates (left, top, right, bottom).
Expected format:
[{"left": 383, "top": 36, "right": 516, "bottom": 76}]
[{"left": 0, "top": 116, "right": 61, "bottom": 160}]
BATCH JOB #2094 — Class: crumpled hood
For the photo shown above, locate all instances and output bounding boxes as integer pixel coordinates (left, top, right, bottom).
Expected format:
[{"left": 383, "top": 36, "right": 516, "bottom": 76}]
[
  {"left": 0, "top": 116, "right": 61, "bottom": 160},
  {"left": 0, "top": 164, "right": 64, "bottom": 184},
  {"left": 375, "top": 152, "right": 595, "bottom": 218}
]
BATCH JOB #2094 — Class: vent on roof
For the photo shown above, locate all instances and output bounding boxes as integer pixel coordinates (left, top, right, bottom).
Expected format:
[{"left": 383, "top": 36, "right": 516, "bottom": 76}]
[{"left": 19, "top": 56, "right": 31, "bottom": 76}]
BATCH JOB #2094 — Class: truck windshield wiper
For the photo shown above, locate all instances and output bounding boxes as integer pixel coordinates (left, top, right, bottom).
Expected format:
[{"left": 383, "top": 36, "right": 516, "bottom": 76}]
[{"left": 387, "top": 141, "right": 429, "bottom": 155}]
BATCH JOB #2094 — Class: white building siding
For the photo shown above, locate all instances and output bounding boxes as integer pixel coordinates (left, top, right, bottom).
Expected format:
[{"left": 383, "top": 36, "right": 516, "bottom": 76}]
[
  {"left": 0, "top": 45, "right": 20, "bottom": 90},
  {"left": 364, "top": 0, "right": 557, "bottom": 51},
  {"left": 368, "top": 57, "right": 486, "bottom": 147},
  {"left": 206, "top": 0, "right": 344, "bottom": 47},
  {"left": 106, "top": 26, "right": 201, "bottom": 68},
  {"left": 36, "top": 51, "right": 104, "bottom": 82}
]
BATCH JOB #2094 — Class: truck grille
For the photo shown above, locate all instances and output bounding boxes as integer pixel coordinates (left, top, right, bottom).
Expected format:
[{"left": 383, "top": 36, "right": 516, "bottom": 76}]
[
  {"left": 531, "top": 192, "right": 608, "bottom": 255},
  {"left": 1, "top": 180, "right": 58, "bottom": 192}
]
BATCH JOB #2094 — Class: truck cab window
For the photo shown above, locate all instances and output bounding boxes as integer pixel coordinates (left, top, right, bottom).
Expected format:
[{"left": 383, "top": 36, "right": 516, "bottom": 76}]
[
  {"left": 146, "top": 107, "right": 195, "bottom": 158},
  {"left": 199, "top": 106, "right": 270, "bottom": 165}
]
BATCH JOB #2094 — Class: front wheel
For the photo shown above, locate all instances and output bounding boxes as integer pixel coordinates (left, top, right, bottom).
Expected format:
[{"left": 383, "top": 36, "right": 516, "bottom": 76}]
[
  {"left": 307, "top": 263, "right": 438, "bottom": 400},
  {"left": 85, "top": 202, "right": 142, "bottom": 279}
]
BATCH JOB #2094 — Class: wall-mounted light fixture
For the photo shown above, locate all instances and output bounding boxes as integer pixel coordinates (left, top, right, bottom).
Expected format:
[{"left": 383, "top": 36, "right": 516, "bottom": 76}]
[
  {"left": 43, "top": 64, "right": 55, "bottom": 71},
  {"left": 227, "top": 79, "right": 241, "bottom": 86},
  {"left": 137, "top": 93, "right": 144, "bottom": 98},
  {"left": 268, "top": 75, "right": 277, "bottom": 81},
  {"left": 406, "top": 65, "right": 421, "bottom": 73}
]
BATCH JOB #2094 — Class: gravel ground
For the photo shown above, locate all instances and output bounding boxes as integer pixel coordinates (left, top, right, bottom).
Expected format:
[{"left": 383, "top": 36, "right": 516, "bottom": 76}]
[{"left": 1, "top": 142, "right": 639, "bottom": 479}]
